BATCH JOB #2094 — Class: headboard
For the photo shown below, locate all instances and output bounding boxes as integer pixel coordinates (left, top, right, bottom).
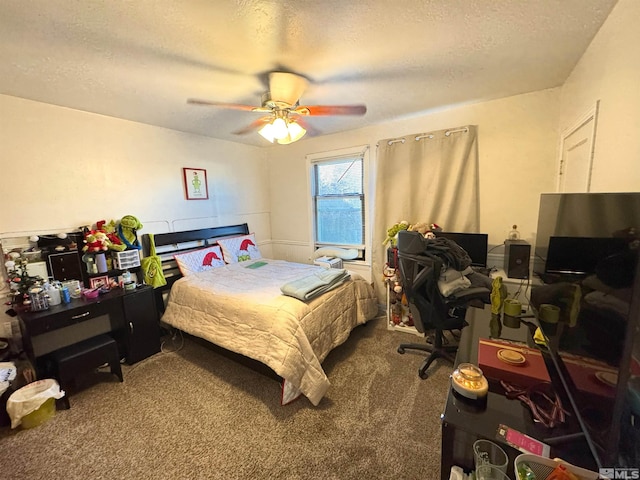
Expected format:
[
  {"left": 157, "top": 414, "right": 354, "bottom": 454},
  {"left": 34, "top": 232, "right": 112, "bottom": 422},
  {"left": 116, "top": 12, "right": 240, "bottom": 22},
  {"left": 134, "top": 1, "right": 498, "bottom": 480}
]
[{"left": 141, "top": 223, "right": 250, "bottom": 311}]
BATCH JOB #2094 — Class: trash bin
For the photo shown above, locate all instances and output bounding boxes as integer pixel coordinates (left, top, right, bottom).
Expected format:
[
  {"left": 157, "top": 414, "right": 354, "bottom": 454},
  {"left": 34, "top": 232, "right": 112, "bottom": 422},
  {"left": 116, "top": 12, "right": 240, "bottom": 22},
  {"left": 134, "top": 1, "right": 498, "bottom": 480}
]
[{"left": 6, "top": 379, "right": 65, "bottom": 429}]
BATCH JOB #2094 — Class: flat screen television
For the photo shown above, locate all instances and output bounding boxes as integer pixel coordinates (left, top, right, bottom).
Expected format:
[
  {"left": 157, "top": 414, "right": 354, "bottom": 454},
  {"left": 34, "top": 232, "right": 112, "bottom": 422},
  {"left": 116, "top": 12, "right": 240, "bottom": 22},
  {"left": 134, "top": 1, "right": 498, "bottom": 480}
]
[
  {"left": 433, "top": 232, "right": 488, "bottom": 267},
  {"left": 545, "top": 236, "right": 628, "bottom": 275},
  {"left": 534, "top": 192, "right": 640, "bottom": 278},
  {"left": 532, "top": 192, "right": 640, "bottom": 468}
]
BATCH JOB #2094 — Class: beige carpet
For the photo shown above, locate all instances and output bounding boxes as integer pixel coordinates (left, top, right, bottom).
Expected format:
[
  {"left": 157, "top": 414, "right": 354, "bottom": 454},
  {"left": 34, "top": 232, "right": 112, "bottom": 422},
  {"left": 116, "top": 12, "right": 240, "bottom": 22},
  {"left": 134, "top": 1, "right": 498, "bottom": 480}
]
[{"left": 0, "top": 316, "right": 452, "bottom": 480}]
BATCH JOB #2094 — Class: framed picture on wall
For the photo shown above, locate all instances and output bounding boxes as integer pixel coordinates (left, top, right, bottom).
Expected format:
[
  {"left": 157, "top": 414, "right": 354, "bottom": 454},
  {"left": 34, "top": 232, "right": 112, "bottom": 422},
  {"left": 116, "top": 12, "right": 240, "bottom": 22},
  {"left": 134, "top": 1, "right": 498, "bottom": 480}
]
[{"left": 183, "top": 167, "right": 209, "bottom": 200}]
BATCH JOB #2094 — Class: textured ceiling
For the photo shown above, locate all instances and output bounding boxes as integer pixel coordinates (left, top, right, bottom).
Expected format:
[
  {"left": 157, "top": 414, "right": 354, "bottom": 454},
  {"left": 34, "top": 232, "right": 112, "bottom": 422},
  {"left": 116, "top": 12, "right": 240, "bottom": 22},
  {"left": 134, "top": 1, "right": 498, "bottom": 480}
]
[{"left": 0, "top": 0, "right": 618, "bottom": 147}]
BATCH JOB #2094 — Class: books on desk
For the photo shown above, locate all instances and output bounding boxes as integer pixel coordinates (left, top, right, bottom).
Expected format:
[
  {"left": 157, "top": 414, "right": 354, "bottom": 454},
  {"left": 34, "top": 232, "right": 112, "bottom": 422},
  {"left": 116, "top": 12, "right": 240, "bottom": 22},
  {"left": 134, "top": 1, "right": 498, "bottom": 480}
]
[{"left": 478, "top": 338, "right": 551, "bottom": 387}]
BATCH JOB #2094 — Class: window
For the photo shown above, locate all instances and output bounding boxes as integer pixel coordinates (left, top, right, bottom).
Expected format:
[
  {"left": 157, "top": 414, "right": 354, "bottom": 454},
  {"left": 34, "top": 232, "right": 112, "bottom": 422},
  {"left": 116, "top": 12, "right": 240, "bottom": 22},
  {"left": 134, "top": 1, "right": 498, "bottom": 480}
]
[{"left": 308, "top": 146, "right": 369, "bottom": 260}]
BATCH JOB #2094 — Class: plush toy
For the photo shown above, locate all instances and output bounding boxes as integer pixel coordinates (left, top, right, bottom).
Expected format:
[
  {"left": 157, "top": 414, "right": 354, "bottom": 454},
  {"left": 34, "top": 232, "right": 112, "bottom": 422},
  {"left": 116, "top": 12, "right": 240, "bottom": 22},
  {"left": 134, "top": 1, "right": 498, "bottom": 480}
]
[
  {"left": 117, "top": 215, "right": 143, "bottom": 250},
  {"left": 408, "top": 222, "right": 430, "bottom": 235},
  {"left": 383, "top": 221, "right": 409, "bottom": 247},
  {"left": 96, "top": 220, "right": 127, "bottom": 252},
  {"left": 82, "top": 230, "right": 110, "bottom": 253}
]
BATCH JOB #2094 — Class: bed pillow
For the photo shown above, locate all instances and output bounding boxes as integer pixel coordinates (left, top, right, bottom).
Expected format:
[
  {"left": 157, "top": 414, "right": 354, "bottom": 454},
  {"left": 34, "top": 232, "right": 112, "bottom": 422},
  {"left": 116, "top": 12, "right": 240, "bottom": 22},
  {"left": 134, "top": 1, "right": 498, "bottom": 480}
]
[
  {"left": 218, "top": 234, "right": 262, "bottom": 263},
  {"left": 174, "top": 245, "right": 225, "bottom": 276}
]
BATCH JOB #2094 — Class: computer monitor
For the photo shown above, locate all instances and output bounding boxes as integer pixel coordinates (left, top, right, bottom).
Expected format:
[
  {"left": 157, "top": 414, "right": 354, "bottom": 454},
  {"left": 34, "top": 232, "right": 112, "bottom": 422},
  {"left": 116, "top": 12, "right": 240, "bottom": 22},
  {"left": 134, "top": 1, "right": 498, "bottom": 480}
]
[
  {"left": 545, "top": 236, "right": 627, "bottom": 275},
  {"left": 434, "top": 231, "right": 488, "bottom": 267}
]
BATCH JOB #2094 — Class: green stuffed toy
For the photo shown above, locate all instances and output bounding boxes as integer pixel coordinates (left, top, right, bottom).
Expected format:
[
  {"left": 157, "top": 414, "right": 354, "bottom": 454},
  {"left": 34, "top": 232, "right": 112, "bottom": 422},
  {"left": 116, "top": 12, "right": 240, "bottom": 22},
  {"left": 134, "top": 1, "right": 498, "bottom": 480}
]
[{"left": 117, "top": 215, "right": 143, "bottom": 250}]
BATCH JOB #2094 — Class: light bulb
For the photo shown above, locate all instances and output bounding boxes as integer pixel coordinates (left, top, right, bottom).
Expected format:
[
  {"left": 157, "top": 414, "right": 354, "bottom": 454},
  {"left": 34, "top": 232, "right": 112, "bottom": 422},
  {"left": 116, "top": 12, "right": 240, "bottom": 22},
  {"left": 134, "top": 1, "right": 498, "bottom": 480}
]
[
  {"left": 272, "top": 117, "right": 288, "bottom": 139},
  {"left": 287, "top": 121, "right": 306, "bottom": 141},
  {"left": 258, "top": 123, "right": 275, "bottom": 143},
  {"left": 276, "top": 121, "right": 307, "bottom": 145}
]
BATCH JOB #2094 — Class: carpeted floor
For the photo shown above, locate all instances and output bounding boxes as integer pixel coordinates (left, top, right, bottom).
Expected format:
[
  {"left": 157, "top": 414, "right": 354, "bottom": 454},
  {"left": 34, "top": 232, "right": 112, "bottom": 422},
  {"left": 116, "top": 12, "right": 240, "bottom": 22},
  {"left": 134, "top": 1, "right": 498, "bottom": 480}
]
[{"left": 0, "top": 315, "right": 452, "bottom": 480}]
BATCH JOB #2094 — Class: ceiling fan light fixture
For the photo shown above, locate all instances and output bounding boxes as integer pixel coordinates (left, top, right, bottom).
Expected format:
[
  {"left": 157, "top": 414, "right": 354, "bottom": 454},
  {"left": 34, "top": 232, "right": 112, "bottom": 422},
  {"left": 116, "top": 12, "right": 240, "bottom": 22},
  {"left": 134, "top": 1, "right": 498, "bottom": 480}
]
[
  {"left": 258, "top": 122, "right": 276, "bottom": 143},
  {"left": 272, "top": 117, "right": 289, "bottom": 140},
  {"left": 288, "top": 121, "right": 306, "bottom": 140},
  {"left": 276, "top": 122, "right": 306, "bottom": 145}
]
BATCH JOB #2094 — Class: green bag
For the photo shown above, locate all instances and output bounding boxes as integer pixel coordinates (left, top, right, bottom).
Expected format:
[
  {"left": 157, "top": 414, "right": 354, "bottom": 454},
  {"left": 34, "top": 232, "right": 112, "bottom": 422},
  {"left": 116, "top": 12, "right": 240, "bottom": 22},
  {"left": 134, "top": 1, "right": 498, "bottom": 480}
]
[{"left": 141, "top": 233, "right": 167, "bottom": 288}]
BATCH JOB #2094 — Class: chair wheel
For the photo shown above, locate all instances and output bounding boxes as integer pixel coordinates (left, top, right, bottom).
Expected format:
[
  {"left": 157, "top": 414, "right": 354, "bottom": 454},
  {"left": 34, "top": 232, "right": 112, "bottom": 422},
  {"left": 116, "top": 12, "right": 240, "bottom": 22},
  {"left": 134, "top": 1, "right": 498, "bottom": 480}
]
[
  {"left": 397, "top": 347, "right": 405, "bottom": 354},
  {"left": 419, "top": 370, "right": 429, "bottom": 380}
]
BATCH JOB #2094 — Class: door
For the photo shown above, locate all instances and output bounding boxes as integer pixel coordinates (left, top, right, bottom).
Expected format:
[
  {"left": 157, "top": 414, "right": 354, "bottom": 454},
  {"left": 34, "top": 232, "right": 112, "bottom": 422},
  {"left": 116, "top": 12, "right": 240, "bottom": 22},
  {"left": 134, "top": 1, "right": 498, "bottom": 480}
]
[{"left": 558, "top": 101, "right": 599, "bottom": 192}]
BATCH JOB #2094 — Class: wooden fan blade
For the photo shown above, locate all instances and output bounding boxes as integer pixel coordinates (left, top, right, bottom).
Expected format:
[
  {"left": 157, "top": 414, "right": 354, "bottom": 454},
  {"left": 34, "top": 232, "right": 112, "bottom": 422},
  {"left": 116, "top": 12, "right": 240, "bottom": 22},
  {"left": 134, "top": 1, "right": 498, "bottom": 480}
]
[
  {"left": 232, "top": 116, "right": 273, "bottom": 135},
  {"left": 293, "top": 105, "right": 367, "bottom": 116},
  {"left": 187, "top": 98, "right": 268, "bottom": 112}
]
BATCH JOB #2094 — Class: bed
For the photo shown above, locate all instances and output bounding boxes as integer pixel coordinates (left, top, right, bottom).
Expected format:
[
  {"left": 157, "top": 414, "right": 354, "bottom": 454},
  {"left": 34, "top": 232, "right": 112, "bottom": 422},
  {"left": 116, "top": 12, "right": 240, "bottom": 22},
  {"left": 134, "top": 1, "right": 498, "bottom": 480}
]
[{"left": 142, "top": 224, "right": 379, "bottom": 405}]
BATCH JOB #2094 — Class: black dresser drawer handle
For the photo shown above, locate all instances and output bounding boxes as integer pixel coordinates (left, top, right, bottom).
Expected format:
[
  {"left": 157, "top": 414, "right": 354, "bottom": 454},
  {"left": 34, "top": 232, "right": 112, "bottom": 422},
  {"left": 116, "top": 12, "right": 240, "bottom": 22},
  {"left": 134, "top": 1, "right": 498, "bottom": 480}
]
[{"left": 71, "top": 311, "right": 91, "bottom": 320}]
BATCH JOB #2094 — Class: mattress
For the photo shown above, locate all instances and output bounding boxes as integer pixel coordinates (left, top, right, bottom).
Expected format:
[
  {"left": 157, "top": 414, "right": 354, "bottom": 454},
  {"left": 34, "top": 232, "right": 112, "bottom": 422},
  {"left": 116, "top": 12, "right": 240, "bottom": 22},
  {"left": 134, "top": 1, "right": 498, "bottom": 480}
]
[{"left": 160, "top": 259, "right": 379, "bottom": 405}]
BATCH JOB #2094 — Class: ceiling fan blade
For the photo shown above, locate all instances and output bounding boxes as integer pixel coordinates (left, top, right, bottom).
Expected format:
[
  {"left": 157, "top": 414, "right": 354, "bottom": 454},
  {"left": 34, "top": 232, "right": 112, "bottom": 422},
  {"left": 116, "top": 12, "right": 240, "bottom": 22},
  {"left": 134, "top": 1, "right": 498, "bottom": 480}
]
[
  {"left": 187, "top": 98, "right": 268, "bottom": 112},
  {"left": 232, "top": 116, "right": 273, "bottom": 135},
  {"left": 293, "top": 105, "right": 367, "bottom": 116},
  {"left": 268, "top": 72, "right": 308, "bottom": 105}
]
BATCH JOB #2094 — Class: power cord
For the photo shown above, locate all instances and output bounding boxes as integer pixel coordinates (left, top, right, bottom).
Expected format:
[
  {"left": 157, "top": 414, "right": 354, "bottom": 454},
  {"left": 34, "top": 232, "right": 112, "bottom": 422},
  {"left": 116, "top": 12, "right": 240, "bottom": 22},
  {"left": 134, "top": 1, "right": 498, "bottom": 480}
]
[{"left": 160, "top": 325, "right": 184, "bottom": 353}]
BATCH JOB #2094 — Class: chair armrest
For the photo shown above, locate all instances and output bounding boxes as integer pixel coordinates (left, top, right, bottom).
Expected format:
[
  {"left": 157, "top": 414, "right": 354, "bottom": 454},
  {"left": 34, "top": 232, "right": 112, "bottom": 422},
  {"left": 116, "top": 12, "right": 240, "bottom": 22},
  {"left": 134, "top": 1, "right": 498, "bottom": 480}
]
[{"left": 447, "top": 286, "right": 491, "bottom": 304}]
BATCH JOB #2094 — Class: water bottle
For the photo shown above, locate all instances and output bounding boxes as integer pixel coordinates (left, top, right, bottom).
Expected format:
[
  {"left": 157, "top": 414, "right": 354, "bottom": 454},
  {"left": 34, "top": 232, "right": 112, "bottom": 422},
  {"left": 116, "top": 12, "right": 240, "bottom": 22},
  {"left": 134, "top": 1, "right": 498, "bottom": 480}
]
[{"left": 61, "top": 286, "right": 71, "bottom": 304}]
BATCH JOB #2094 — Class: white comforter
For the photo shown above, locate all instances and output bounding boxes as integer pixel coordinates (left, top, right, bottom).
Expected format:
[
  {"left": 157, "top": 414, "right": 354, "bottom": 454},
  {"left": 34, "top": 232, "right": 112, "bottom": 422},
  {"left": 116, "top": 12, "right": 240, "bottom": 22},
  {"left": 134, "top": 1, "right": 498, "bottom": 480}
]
[{"left": 160, "top": 259, "right": 378, "bottom": 405}]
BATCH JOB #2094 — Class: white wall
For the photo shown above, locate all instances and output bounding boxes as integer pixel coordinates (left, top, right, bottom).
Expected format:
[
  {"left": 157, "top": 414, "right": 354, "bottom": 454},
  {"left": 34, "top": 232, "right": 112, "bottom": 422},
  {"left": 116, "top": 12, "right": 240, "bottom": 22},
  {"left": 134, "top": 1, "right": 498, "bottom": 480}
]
[
  {"left": 0, "top": 95, "right": 271, "bottom": 242},
  {"left": 267, "top": 88, "right": 561, "bottom": 266},
  {"left": 559, "top": 0, "right": 640, "bottom": 192},
  {"left": 0, "top": 94, "right": 272, "bottom": 308}
]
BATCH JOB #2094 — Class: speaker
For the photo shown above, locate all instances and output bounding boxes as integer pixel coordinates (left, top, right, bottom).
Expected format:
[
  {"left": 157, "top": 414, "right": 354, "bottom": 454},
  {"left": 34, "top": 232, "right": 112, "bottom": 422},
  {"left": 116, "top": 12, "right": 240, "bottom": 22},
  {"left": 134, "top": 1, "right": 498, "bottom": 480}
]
[{"left": 504, "top": 240, "right": 531, "bottom": 279}]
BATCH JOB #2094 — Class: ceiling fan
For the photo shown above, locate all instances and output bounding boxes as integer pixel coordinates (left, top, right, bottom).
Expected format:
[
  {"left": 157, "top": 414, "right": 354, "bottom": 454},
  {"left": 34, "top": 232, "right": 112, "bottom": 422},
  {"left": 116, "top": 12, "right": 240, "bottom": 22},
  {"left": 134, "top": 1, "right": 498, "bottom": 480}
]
[{"left": 187, "top": 71, "right": 367, "bottom": 144}]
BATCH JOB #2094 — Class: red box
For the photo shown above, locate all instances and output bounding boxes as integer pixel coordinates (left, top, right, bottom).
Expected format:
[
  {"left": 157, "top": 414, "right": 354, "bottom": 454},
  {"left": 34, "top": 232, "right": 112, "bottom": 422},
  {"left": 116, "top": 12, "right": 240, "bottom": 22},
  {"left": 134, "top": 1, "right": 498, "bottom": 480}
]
[{"left": 478, "top": 338, "right": 551, "bottom": 387}]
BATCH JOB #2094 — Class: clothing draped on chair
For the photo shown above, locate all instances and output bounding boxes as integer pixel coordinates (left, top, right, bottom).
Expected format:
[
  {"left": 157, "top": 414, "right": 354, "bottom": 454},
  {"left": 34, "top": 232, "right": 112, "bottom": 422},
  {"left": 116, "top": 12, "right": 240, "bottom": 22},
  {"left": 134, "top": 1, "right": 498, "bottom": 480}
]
[{"left": 372, "top": 125, "right": 480, "bottom": 300}]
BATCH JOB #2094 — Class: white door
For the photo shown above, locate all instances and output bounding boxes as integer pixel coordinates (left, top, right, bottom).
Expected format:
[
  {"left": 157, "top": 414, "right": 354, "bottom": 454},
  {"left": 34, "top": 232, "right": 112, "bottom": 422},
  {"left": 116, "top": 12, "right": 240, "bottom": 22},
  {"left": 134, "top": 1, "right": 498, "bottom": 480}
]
[{"left": 558, "top": 101, "right": 599, "bottom": 192}]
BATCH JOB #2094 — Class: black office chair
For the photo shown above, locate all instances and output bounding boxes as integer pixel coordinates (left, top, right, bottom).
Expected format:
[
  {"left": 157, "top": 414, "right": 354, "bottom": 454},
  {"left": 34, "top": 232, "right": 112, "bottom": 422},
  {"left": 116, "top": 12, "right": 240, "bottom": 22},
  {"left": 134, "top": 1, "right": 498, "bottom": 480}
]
[{"left": 396, "top": 230, "right": 490, "bottom": 379}]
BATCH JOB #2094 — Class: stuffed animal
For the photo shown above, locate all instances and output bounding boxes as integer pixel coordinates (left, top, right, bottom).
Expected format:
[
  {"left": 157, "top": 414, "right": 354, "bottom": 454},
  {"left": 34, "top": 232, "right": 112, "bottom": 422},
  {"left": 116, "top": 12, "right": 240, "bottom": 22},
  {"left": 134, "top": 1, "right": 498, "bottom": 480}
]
[
  {"left": 383, "top": 221, "right": 409, "bottom": 246},
  {"left": 82, "top": 230, "right": 110, "bottom": 253},
  {"left": 96, "top": 220, "right": 127, "bottom": 252},
  {"left": 117, "top": 215, "right": 143, "bottom": 250},
  {"left": 408, "top": 222, "right": 430, "bottom": 235}
]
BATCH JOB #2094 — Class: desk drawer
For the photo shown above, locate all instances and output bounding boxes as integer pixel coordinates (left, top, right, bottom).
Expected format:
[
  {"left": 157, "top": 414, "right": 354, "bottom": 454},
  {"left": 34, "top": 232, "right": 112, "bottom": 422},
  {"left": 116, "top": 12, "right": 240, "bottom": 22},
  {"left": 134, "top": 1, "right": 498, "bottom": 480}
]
[{"left": 23, "top": 301, "right": 113, "bottom": 337}]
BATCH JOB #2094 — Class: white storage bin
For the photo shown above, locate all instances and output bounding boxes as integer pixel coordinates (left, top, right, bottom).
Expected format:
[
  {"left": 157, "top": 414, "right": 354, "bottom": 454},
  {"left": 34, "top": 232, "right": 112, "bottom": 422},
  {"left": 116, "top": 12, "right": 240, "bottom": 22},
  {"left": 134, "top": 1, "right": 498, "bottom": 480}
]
[{"left": 112, "top": 250, "right": 141, "bottom": 270}]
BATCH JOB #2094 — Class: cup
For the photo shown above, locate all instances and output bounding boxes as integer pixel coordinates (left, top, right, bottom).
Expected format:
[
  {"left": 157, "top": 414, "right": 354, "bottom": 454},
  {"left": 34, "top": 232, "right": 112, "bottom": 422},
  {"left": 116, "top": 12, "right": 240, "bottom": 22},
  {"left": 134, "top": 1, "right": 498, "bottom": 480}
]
[
  {"left": 95, "top": 252, "right": 108, "bottom": 273},
  {"left": 28, "top": 287, "right": 50, "bottom": 311},
  {"left": 475, "top": 464, "right": 512, "bottom": 480},
  {"left": 539, "top": 304, "right": 560, "bottom": 323},
  {"left": 473, "top": 439, "right": 508, "bottom": 473},
  {"left": 503, "top": 299, "right": 522, "bottom": 317},
  {"left": 47, "top": 286, "right": 61, "bottom": 306}
]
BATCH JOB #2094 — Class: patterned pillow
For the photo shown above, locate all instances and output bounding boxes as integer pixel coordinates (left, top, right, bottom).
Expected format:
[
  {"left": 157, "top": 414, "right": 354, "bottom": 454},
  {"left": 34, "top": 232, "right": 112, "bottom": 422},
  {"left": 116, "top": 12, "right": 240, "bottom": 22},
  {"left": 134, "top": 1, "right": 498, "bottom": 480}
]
[
  {"left": 217, "top": 234, "right": 262, "bottom": 263},
  {"left": 174, "top": 245, "right": 225, "bottom": 276}
]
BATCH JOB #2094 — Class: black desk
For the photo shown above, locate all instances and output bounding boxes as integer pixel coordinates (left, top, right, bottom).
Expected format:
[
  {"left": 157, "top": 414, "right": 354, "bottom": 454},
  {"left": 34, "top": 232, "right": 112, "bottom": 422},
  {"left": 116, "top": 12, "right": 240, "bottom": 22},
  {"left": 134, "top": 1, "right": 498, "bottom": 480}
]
[
  {"left": 440, "top": 307, "right": 597, "bottom": 479},
  {"left": 19, "top": 285, "right": 160, "bottom": 376}
]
